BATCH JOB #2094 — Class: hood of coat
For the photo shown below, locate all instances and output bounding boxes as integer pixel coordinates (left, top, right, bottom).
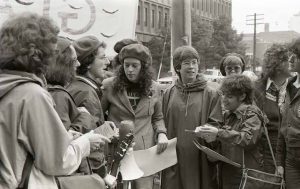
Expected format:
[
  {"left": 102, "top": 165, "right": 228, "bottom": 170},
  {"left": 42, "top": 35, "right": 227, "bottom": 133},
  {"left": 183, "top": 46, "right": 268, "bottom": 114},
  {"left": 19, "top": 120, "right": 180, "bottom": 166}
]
[
  {"left": 175, "top": 73, "right": 207, "bottom": 92},
  {"left": 0, "top": 70, "right": 44, "bottom": 99}
]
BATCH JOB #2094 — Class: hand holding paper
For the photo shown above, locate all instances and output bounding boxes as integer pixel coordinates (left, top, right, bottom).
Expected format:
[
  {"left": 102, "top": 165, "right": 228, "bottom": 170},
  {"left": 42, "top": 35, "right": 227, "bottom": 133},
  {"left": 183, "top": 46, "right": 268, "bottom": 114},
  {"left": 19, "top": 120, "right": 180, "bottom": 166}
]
[{"left": 195, "top": 124, "right": 219, "bottom": 143}]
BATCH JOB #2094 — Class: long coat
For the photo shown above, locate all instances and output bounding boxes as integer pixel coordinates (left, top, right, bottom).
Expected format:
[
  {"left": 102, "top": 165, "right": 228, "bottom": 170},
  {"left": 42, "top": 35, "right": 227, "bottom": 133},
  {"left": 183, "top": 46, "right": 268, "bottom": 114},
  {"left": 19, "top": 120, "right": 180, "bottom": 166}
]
[
  {"left": 0, "top": 70, "right": 90, "bottom": 189},
  {"left": 101, "top": 77, "right": 166, "bottom": 151},
  {"left": 161, "top": 75, "right": 223, "bottom": 189}
]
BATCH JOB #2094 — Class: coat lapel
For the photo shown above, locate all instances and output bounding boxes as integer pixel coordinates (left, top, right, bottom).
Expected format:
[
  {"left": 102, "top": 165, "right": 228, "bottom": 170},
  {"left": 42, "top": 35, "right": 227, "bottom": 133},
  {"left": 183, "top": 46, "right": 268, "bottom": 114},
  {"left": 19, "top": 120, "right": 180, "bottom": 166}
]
[
  {"left": 118, "top": 90, "right": 135, "bottom": 115},
  {"left": 135, "top": 96, "right": 150, "bottom": 115}
]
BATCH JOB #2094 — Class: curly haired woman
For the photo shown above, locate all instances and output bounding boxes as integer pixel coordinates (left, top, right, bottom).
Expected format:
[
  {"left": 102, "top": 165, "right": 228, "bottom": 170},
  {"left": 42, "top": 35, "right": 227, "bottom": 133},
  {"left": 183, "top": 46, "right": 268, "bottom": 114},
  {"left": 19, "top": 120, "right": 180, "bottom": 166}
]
[
  {"left": 101, "top": 43, "right": 168, "bottom": 189},
  {"left": 254, "top": 43, "right": 291, "bottom": 174}
]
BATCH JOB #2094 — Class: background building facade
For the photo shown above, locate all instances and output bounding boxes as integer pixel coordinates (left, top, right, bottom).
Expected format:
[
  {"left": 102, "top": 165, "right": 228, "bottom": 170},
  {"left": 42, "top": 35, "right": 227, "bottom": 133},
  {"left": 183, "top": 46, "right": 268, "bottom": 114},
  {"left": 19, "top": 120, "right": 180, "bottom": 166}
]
[{"left": 135, "top": 0, "right": 232, "bottom": 42}]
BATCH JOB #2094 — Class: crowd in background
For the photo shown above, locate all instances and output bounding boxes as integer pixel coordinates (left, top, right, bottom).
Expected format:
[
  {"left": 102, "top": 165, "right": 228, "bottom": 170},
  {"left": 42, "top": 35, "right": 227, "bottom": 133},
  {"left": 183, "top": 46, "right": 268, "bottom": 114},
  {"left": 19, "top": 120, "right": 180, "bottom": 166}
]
[{"left": 1, "top": 12, "right": 300, "bottom": 189}]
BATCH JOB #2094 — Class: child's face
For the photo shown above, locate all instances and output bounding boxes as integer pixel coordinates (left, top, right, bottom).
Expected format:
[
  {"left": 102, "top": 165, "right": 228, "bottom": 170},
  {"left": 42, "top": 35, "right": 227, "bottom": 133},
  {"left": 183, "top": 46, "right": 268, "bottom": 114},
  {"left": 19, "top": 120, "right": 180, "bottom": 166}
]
[{"left": 222, "top": 93, "right": 244, "bottom": 111}]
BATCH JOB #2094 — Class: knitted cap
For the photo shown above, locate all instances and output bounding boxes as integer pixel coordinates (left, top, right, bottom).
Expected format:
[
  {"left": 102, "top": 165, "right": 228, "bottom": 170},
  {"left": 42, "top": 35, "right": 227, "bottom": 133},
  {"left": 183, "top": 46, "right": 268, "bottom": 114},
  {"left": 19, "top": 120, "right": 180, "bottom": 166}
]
[
  {"left": 57, "top": 36, "right": 71, "bottom": 53},
  {"left": 114, "top": 38, "right": 139, "bottom": 53},
  {"left": 173, "top": 46, "right": 199, "bottom": 72},
  {"left": 73, "top": 35, "right": 101, "bottom": 62},
  {"left": 119, "top": 44, "right": 152, "bottom": 66},
  {"left": 219, "top": 53, "right": 245, "bottom": 76}
]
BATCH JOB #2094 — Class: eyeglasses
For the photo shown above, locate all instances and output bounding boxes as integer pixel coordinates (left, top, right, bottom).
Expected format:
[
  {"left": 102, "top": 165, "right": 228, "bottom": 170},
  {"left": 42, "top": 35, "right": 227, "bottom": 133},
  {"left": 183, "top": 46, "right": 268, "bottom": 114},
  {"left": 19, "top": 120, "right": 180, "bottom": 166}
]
[
  {"left": 225, "top": 66, "right": 242, "bottom": 72},
  {"left": 182, "top": 59, "right": 198, "bottom": 66}
]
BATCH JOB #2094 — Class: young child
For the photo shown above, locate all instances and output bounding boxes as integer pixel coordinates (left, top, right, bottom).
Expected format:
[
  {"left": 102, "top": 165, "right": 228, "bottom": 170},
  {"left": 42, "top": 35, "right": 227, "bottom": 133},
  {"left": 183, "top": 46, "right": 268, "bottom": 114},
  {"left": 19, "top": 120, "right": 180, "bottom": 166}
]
[{"left": 196, "top": 74, "right": 266, "bottom": 189}]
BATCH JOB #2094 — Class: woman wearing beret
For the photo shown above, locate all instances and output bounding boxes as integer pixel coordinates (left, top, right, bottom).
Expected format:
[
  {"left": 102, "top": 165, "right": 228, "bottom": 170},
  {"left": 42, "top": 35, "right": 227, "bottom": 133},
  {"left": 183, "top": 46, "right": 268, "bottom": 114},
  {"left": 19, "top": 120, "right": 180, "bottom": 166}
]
[
  {"left": 219, "top": 53, "right": 246, "bottom": 76},
  {"left": 67, "top": 35, "right": 109, "bottom": 129},
  {"left": 161, "top": 46, "right": 223, "bottom": 189},
  {"left": 101, "top": 43, "right": 169, "bottom": 189}
]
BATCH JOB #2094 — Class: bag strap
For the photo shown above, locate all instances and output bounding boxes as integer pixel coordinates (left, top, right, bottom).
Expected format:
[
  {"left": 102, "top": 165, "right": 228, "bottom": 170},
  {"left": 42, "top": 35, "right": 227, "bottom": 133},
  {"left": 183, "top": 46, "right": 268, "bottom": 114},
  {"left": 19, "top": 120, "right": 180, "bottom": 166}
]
[
  {"left": 18, "top": 154, "right": 34, "bottom": 189},
  {"left": 241, "top": 107, "right": 277, "bottom": 170}
]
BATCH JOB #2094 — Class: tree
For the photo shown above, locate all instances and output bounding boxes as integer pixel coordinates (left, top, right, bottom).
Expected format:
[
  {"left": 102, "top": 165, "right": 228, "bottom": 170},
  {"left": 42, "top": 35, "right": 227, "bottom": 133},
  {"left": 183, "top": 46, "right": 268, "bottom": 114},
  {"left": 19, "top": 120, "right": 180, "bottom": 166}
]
[
  {"left": 143, "top": 28, "right": 171, "bottom": 79},
  {"left": 191, "top": 12, "right": 213, "bottom": 70},
  {"left": 191, "top": 13, "right": 246, "bottom": 69},
  {"left": 208, "top": 16, "right": 246, "bottom": 68}
]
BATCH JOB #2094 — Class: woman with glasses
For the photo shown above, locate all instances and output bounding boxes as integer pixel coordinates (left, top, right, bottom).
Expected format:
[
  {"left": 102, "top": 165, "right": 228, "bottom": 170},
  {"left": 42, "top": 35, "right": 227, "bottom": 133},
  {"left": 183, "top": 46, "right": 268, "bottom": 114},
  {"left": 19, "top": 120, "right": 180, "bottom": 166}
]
[
  {"left": 67, "top": 36, "right": 116, "bottom": 179},
  {"left": 254, "top": 44, "right": 290, "bottom": 174},
  {"left": 219, "top": 53, "right": 246, "bottom": 76},
  {"left": 0, "top": 13, "right": 105, "bottom": 189},
  {"left": 161, "top": 46, "right": 223, "bottom": 189},
  {"left": 276, "top": 38, "right": 300, "bottom": 189}
]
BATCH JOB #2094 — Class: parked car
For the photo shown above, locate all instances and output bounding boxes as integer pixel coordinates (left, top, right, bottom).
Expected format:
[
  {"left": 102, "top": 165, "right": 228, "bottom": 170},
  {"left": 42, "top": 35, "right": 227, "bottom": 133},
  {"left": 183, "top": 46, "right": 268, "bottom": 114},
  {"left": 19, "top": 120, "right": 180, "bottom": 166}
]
[{"left": 203, "top": 69, "right": 223, "bottom": 82}]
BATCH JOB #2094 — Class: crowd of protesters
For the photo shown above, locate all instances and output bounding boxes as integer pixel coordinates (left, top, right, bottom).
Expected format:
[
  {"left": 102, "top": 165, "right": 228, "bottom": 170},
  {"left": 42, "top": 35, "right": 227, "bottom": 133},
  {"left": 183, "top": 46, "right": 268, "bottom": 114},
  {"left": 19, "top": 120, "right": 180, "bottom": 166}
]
[{"left": 1, "top": 12, "right": 300, "bottom": 189}]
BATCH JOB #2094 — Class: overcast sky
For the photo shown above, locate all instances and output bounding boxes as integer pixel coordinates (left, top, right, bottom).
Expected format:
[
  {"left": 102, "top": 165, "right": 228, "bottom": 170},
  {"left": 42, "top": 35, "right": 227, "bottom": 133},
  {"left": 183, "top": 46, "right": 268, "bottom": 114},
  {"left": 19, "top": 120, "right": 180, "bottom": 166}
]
[{"left": 232, "top": 0, "right": 300, "bottom": 34}]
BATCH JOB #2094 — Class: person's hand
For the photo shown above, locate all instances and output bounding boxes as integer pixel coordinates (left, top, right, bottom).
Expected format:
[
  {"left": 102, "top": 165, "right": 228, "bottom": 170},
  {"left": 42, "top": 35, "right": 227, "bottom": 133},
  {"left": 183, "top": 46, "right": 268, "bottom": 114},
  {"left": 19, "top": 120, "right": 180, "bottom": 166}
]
[
  {"left": 68, "top": 130, "right": 82, "bottom": 140},
  {"left": 195, "top": 124, "right": 218, "bottom": 143},
  {"left": 105, "top": 121, "right": 119, "bottom": 137},
  {"left": 85, "top": 131, "right": 110, "bottom": 152},
  {"left": 276, "top": 166, "right": 284, "bottom": 177},
  {"left": 157, "top": 133, "right": 168, "bottom": 154},
  {"left": 104, "top": 174, "right": 117, "bottom": 188}
]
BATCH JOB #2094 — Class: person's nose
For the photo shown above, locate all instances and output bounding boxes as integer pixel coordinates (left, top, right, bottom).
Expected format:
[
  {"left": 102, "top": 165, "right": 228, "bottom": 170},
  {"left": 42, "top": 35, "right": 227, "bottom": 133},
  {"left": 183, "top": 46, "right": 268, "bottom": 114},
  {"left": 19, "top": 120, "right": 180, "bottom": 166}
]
[{"left": 76, "top": 60, "right": 80, "bottom": 67}]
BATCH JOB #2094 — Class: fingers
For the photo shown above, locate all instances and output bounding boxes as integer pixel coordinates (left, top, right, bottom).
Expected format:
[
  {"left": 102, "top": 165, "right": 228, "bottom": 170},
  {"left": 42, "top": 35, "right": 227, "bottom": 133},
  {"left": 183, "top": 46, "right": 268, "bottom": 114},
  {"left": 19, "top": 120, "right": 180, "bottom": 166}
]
[{"left": 156, "top": 142, "right": 168, "bottom": 154}]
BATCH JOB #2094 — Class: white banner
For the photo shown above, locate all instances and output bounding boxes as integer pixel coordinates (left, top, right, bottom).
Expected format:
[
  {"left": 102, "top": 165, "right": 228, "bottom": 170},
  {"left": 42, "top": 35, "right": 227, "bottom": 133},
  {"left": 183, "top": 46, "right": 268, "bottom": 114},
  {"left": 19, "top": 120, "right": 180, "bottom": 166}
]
[{"left": 0, "top": 0, "right": 138, "bottom": 55}]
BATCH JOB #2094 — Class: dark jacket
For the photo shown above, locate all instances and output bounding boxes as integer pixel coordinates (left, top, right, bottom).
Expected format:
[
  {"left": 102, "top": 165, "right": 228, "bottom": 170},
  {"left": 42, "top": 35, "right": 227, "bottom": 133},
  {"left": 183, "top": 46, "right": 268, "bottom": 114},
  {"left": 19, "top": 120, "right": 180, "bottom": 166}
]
[
  {"left": 48, "top": 85, "right": 92, "bottom": 132},
  {"left": 67, "top": 75, "right": 104, "bottom": 129},
  {"left": 218, "top": 104, "right": 265, "bottom": 169},
  {"left": 277, "top": 76, "right": 300, "bottom": 166}
]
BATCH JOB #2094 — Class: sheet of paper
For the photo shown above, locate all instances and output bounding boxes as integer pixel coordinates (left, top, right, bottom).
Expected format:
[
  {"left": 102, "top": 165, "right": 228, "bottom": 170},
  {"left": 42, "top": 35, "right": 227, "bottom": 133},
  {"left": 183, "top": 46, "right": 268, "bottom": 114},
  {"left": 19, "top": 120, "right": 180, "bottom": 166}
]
[
  {"left": 133, "top": 138, "right": 177, "bottom": 177},
  {"left": 120, "top": 148, "right": 144, "bottom": 180}
]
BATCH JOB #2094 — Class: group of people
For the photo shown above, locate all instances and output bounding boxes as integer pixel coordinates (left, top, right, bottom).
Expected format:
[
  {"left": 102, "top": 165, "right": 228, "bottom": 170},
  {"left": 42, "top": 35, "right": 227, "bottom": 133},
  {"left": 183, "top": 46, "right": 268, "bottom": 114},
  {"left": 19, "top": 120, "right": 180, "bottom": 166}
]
[{"left": 1, "top": 12, "right": 300, "bottom": 189}]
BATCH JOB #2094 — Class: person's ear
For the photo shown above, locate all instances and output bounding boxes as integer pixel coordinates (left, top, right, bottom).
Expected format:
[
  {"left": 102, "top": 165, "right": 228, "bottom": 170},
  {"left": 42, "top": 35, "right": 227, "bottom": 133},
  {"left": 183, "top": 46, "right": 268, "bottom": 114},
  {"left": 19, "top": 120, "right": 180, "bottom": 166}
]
[{"left": 239, "top": 93, "right": 246, "bottom": 102}]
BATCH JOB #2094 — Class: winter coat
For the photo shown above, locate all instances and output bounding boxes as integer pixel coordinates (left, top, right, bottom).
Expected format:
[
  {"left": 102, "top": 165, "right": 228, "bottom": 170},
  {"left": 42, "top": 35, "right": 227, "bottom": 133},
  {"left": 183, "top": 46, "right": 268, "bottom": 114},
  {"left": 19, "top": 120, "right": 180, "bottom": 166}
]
[
  {"left": 48, "top": 85, "right": 92, "bottom": 132},
  {"left": 218, "top": 104, "right": 265, "bottom": 169},
  {"left": 277, "top": 76, "right": 300, "bottom": 166},
  {"left": 0, "top": 70, "right": 90, "bottom": 189},
  {"left": 67, "top": 75, "right": 104, "bottom": 129},
  {"left": 101, "top": 77, "right": 166, "bottom": 151},
  {"left": 161, "top": 74, "right": 223, "bottom": 189}
]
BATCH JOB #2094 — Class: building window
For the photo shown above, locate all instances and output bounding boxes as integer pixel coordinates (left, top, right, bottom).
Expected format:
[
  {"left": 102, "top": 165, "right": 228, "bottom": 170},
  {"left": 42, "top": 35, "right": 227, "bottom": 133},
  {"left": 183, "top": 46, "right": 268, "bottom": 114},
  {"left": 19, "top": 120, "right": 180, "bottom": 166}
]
[
  {"left": 210, "top": 0, "right": 213, "bottom": 15},
  {"left": 144, "top": 7, "right": 148, "bottom": 26},
  {"left": 152, "top": 9, "right": 155, "bottom": 28},
  {"left": 137, "top": 6, "right": 141, "bottom": 25},
  {"left": 158, "top": 11, "right": 162, "bottom": 28},
  {"left": 206, "top": 0, "right": 209, "bottom": 12},
  {"left": 192, "top": 0, "right": 195, "bottom": 8},
  {"left": 164, "top": 12, "right": 168, "bottom": 27},
  {"left": 197, "top": 0, "right": 200, "bottom": 9},
  {"left": 201, "top": 0, "right": 204, "bottom": 11}
]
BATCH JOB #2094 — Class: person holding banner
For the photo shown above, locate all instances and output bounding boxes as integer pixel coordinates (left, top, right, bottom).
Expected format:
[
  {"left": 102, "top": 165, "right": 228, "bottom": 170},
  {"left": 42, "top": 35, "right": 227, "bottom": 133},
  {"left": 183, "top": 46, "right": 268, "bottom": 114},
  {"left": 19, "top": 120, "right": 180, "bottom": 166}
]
[
  {"left": 161, "top": 46, "right": 223, "bottom": 189},
  {"left": 101, "top": 43, "right": 169, "bottom": 189},
  {"left": 196, "top": 75, "right": 265, "bottom": 189}
]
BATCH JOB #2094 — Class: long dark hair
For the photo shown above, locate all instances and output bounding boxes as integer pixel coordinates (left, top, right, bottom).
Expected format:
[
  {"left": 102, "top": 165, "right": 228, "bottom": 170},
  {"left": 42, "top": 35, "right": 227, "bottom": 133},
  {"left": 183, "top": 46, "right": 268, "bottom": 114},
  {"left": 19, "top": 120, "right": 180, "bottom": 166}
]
[
  {"left": 113, "top": 63, "right": 153, "bottom": 96},
  {"left": 45, "top": 47, "right": 75, "bottom": 86}
]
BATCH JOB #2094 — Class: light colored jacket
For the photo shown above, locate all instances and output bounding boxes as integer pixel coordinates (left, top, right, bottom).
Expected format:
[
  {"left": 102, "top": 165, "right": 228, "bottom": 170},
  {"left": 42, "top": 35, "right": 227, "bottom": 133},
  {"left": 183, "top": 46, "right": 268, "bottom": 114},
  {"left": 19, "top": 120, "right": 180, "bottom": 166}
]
[
  {"left": 0, "top": 70, "right": 90, "bottom": 189},
  {"left": 101, "top": 77, "right": 166, "bottom": 150}
]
